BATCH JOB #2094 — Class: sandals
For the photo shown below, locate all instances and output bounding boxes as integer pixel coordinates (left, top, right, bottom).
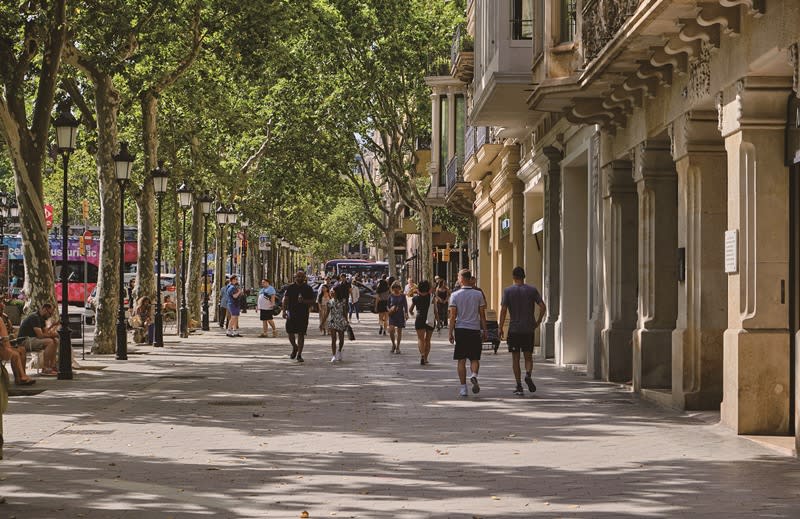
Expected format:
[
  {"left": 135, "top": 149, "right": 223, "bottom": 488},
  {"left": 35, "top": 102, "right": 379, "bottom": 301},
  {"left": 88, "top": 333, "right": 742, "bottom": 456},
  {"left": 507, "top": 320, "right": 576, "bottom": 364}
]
[
  {"left": 39, "top": 369, "right": 58, "bottom": 377},
  {"left": 15, "top": 379, "right": 36, "bottom": 386}
]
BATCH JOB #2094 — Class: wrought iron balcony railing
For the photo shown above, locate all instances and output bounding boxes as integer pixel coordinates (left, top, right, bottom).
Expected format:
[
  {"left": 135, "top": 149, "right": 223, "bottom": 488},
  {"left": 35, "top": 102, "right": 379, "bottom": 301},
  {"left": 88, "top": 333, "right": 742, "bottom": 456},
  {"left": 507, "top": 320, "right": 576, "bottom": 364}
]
[
  {"left": 582, "top": 0, "right": 640, "bottom": 64},
  {"left": 445, "top": 154, "right": 464, "bottom": 195}
]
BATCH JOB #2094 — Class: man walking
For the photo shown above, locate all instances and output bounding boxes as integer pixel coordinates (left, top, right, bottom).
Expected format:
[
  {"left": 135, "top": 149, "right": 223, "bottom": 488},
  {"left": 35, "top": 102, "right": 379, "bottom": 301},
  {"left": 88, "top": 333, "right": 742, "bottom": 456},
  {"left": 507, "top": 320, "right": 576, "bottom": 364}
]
[
  {"left": 498, "top": 266, "right": 547, "bottom": 395},
  {"left": 448, "top": 269, "right": 487, "bottom": 397},
  {"left": 226, "top": 275, "right": 242, "bottom": 337},
  {"left": 349, "top": 281, "right": 360, "bottom": 322},
  {"left": 282, "top": 270, "right": 315, "bottom": 362}
]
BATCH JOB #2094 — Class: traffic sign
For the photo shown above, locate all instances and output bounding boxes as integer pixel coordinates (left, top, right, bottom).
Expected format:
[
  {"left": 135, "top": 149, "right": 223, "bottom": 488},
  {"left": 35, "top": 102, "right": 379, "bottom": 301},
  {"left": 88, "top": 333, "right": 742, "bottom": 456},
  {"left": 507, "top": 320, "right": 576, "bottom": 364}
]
[
  {"left": 83, "top": 229, "right": 93, "bottom": 242},
  {"left": 44, "top": 204, "right": 53, "bottom": 229}
]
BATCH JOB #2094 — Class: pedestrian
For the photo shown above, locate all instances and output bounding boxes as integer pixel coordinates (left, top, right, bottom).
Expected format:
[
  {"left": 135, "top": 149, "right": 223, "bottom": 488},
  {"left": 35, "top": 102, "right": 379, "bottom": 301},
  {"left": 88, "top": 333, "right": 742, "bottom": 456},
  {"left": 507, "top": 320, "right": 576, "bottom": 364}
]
[
  {"left": 317, "top": 281, "right": 331, "bottom": 333},
  {"left": 282, "top": 270, "right": 315, "bottom": 362},
  {"left": 409, "top": 279, "right": 435, "bottom": 365},
  {"left": 219, "top": 279, "right": 230, "bottom": 329},
  {"left": 327, "top": 282, "right": 349, "bottom": 362},
  {"left": 374, "top": 275, "right": 390, "bottom": 335},
  {"left": 498, "top": 266, "right": 547, "bottom": 395},
  {"left": 434, "top": 278, "right": 450, "bottom": 331},
  {"left": 387, "top": 280, "right": 408, "bottom": 354},
  {"left": 448, "top": 269, "right": 488, "bottom": 397},
  {"left": 258, "top": 278, "right": 277, "bottom": 337},
  {"left": 404, "top": 277, "right": 417, "bottom": 297},
  {"left": 349, "top": 281, "right": 360, "bottom": 322},
  {"left": 226, "top": 275, "right": 242, "bottom": 337},
  {"left": 16, "top": 303, "right": 59, "bottom": 376}
]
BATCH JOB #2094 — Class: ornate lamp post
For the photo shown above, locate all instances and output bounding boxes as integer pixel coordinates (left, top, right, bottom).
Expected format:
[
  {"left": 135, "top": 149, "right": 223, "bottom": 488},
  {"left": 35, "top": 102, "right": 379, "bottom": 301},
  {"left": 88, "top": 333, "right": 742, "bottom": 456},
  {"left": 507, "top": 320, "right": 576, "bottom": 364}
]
[
  {"left": 151, "top": 163, "right": 169, "bottom": 347},
  {"left": 0, "top": 191, "right": 8, "bottom": 240},
  {"left": 113, "top": 142, "right": 135, "bottom": 360},
  {"left": 53, "top": 102, "right": 79, "bottom": 379},
  {"left": 176, "top": 182, "right": 193, "bottom": 338},
  {"left": 215, "top": 204, "right": 228, "bottom": 325},
  {"left": 240, "top": 218, "right": 248, "bottom": 313},
  {"left": 199, "top": 192, "right": 214, "bottom": 331}
]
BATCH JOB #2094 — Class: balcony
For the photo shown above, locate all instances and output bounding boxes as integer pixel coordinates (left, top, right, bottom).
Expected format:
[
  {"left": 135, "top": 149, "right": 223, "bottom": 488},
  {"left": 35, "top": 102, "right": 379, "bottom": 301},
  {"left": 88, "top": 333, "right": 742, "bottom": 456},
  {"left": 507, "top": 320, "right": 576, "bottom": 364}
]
[
  {"left": 582, "top": 0, "right": 640, "bottom": 65},
  {"left": 450, "top": 24, "right": 474, "bottom": 83},
  {"left": 445, "top": 154, "right": 474, "bottom": 216},
  {"left": 464, "top": 126, "right": 503, "bottom": 183}
]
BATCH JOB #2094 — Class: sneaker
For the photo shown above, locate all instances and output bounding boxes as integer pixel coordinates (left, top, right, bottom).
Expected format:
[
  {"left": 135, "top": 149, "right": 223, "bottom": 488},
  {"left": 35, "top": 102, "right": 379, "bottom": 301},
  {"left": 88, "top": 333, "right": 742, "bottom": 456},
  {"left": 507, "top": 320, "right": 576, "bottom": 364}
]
[
  {"left": 524, "top": 375, "right": 536, "bottom": 393},
  {"left": 458, "top": 386, "right": 468, "bottom": 397},
  {"left": 296, "top": 355, "right": 304, "bottom": 363},
  {"left": 335, "top": 351, "right": 342, "bottom": 362},
  {"left": 331, "top": 355, "right": 338, "bottom": 363},
  {"left": 470, "top": 376, "right": 480, "bottom": 394},
  {"left": 513, "top": 385, "right": 524, "bottom": 396}
]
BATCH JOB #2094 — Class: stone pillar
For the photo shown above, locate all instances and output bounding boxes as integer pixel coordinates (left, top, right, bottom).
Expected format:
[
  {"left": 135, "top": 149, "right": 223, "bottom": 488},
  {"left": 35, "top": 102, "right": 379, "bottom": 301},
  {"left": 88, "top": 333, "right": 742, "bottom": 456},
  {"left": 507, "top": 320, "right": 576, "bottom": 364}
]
[
  {"left": 430, "top": 91, "right": 440, "bottom": 189},
  {"left": 540, "top": 147, "right": 562, "bottom": 359},
  {"left": 633, "top": 141, "right": 678, "bottom": 391},
  {"left": 719, "top": 77, "right": 792, "bottom": 434},
  {"left": 670, "top": 111, "right": 726, "bottom": 410},
  {"left": 447, "top": 88, "right": 456, "bottom": 164},
  {"left": 600, "top": 160, "right": 638, "bottom": 383}
]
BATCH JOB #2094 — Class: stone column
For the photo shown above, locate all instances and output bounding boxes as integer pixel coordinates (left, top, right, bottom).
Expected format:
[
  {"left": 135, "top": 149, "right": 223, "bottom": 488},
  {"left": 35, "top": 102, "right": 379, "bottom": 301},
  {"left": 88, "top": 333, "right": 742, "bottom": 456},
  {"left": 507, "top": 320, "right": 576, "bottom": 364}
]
[
  {"left": 719, "top": 77, "right": 792, "bottom": 434},
  {"left": 447, "top": 88, "right": 456, "bottom": 165},
  {"left": 633, "top": 141, "right": 678, "bottom": 391},
  {"left": 430, "top": 91, "right": 440, "bottom": 189},
  {"left": 600, "top": 160, "right": 638, "bottom": 383},
  {"left": 540, "top": 147, "right": 562, "bottom": 359},
  {"left": 670, "top": 111, "right": 726, "bottom": 410}
]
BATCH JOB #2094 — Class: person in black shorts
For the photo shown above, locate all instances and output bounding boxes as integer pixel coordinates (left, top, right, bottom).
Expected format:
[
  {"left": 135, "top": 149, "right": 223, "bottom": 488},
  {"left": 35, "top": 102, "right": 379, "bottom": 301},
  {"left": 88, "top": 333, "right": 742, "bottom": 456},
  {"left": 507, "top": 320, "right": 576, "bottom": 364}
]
[
  {"left": 448, "top": 269, "right": 488, "bottom": 397},
  {"left": 499, "top": 266, "right": 547, "bottom": 395},
  {"left": 409, "top": 279, "right": 435, "bottom": 365},
  {"left": 282, "top": 270, "right": 315, "bottom": 362}
]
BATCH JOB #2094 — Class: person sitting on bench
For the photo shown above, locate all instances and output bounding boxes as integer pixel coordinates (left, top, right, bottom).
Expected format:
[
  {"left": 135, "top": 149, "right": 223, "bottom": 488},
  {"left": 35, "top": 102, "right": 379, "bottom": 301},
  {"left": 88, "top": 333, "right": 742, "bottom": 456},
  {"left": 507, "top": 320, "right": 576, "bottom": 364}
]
[
  {"left": 17, "top": 303, "right": 59, "bottom": 376},
  {"left": 0, "top": 300, "right": 34, "bottom": 385}
]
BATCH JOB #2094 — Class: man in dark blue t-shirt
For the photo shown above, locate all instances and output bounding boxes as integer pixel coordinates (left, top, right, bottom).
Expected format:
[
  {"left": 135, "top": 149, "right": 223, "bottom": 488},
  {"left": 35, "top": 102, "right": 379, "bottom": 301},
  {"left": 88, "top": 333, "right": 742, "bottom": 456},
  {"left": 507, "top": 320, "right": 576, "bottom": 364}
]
[
  {"left": 499, "top": 266, "right": 546, "bottom": 395},
  {"left": 282, "top": 270, "right": 315, "bottom": 362}
]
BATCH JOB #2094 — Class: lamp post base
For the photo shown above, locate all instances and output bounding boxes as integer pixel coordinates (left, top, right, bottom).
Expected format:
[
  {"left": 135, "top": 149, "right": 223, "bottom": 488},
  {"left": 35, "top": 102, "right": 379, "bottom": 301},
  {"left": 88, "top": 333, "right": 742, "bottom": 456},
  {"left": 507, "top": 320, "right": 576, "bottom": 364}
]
[
  {"left": 154, "top": 313, "right": 164, "bottom": 347},
  {"left": 201, "top": 300, "right": 210, "bottom": 331},
  {"left": 116, "top": 317, "right": 128, "bottom": 360},
  {"left": 179, "top": 306, "right": 189, "bottom": 338},
  {"left": 57, "top": 327, "right": 73, "bottom": 380}
]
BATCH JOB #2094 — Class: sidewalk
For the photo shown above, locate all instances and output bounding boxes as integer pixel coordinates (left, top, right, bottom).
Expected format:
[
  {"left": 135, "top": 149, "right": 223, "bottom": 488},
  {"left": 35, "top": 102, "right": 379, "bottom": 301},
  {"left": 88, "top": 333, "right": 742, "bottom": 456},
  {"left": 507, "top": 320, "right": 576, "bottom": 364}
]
[{"left": 1, "top": 311, "right": 799, "bottom": 518}]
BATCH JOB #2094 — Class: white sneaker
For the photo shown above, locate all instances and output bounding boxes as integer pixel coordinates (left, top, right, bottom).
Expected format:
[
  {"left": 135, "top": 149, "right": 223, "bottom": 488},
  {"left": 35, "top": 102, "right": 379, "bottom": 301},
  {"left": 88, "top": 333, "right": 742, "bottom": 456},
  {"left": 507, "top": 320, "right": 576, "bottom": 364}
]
[
  {"left": 458, "top": 386, "right": 468, "bottom": 397},
  {"left": 335, "top": 351, "right": 342, "bottom": 361},
  {"left": 330, "top": 355, "right": 338, "bottom": 363}
]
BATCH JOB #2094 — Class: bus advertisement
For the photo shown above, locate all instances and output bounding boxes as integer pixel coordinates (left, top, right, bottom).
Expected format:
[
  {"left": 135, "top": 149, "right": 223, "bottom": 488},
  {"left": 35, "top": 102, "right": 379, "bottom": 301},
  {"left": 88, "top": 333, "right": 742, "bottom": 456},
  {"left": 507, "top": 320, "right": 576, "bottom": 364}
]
[{"left": 4, "top": 235, "right": 138, "bottom": 304}]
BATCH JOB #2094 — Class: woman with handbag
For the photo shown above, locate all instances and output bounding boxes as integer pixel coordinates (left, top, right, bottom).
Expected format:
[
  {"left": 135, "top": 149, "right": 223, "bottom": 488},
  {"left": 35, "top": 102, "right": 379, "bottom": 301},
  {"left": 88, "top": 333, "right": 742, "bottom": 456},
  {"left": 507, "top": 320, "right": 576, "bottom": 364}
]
[
  {"left": 327, "top": 283, "right": 349, "bottom": 362},
  {"left": 434, "top": 278, "right": 450, "bottom": 331},
  {"left": 409, "top": 279, "right": 435, "bottom": 365},
  {"left": 387, "top": 281, "right": 408, "bottom": 354}
]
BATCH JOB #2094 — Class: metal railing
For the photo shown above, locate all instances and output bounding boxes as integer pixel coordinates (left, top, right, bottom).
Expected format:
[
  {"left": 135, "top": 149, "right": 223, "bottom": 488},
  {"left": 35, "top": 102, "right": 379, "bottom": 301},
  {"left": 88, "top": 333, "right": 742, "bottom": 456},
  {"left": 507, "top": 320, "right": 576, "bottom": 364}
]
[
  {"left": 450, "top": 24, "right": 474, "bottom": 69},
  {"left": 446, "top": 154, "right": 464, "bottom": 195},
  {"left": 464, "top": 126, "right": 476, "bottom": 162}
]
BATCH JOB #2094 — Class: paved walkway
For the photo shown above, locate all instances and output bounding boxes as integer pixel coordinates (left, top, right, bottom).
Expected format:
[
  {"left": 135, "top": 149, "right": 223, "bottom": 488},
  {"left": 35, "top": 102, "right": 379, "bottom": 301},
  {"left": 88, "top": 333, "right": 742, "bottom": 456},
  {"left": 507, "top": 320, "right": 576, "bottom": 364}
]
[{"left": 1, "top": 311, "right": 799, "bottom": 518}]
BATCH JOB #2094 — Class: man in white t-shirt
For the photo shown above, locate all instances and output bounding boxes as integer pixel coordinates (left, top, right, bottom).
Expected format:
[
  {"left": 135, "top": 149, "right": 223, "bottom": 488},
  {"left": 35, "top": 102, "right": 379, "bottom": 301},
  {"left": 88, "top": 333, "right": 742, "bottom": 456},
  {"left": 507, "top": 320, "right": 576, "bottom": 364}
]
[
  {"left": 349, "top": 283, "right": 360, "bottom": 322},
  {"left": 448, "top": 269, "right": 488, "bottom": 397}
]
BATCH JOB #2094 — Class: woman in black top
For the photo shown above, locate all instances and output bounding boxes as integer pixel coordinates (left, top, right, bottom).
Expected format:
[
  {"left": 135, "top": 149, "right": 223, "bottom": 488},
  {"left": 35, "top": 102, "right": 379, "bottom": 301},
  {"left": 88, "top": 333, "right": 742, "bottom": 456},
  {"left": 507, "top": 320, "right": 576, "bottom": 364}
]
[
  {"left": 374, "top": 277, "right": 390, "bottom": 335},
  {"left": 434, "top": 278, "right": 450, "bottom": 331},
  {"left": 409, "top": 280, "right": 435, "bottom": 365}
]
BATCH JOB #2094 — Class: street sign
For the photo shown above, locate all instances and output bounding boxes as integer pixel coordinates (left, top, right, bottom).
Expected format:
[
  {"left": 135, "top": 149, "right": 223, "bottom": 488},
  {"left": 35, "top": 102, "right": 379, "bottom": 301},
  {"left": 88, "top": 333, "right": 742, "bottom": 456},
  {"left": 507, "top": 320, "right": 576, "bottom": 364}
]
[
  {"left": 44, "top": 204, "right": 53, "bottom": 229},
  {"left": 82, "top": 199, "right": 89, "bottom": 220},
  {"left": 84, "top": 229, "right": 93, "bottom": 242}
]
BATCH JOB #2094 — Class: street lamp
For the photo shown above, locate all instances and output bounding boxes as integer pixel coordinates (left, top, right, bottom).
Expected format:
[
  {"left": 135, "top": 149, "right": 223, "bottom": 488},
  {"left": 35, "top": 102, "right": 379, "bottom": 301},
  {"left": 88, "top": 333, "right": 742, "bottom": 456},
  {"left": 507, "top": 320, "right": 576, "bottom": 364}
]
[
  {"left": 177, "top": 181, "right": 193, "bottom": 338},
  {"left": 151, "top": 162, "right": 169, "bottom": 347},
  {"left": 0, "top": 191, "right": 8, "bottom": 241},
  {"left": 113, "top": 141, "right": 135, "bottom": 360},
  {"left": 199, "top": 192, "right": 214, "bottom": 331},
  {"left": 215, "top": 204, "right": 227, "bottom": 326},
  {"left": 240, "top": 218, "right": 248, "bottom": 313},
  {"left": 53, "top": 102, "right": 79, "bottom": 380}
]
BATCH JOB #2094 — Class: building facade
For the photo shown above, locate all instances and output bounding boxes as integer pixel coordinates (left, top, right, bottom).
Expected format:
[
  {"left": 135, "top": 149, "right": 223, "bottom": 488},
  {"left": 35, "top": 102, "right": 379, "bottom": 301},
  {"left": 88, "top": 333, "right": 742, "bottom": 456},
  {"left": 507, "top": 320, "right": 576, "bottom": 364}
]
[{"left": 431, "top": 0, "right": 800, "bottom": 453}]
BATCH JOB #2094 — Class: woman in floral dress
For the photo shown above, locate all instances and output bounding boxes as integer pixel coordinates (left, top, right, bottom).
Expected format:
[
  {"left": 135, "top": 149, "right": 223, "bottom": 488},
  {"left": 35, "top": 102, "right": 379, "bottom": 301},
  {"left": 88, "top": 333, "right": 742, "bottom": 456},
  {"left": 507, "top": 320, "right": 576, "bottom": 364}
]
[{"left": 327, "top": 283, "right": 350, "bottom": 362}]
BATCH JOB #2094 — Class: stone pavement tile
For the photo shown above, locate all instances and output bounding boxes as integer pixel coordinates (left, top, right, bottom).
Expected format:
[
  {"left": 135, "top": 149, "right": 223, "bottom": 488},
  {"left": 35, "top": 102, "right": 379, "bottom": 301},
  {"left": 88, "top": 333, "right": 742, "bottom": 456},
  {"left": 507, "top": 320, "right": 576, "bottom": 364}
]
[{"left": 0, "top": 311, "right": 799, "bottom": 517}]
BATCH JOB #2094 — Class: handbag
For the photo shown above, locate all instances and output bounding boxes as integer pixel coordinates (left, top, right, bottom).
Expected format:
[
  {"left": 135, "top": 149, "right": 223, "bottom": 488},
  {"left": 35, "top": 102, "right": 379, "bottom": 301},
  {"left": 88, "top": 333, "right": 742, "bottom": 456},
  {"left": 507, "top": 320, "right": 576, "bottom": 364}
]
[
  {"left": 425, "top": 294, "right": 435, "bottom": 328},
  {"left": 346, "top": 324, "right": 356, "bottom": 341}
]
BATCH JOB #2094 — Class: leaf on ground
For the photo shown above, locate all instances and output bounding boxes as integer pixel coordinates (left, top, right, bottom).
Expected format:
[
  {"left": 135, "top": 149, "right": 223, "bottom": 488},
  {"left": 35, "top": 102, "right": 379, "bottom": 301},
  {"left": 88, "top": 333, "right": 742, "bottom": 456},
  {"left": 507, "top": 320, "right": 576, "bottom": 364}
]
[
  {"left": 300, "top": 511, "right": 310, "bottom": 518},
  {"left": 491, "top": 496, "right": 500, "bottom": 500}
]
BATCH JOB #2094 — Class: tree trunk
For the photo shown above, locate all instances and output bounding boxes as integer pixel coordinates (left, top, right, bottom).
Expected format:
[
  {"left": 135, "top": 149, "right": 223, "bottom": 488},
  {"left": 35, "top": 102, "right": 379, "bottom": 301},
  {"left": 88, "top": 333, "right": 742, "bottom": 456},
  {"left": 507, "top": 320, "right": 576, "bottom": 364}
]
[
  {"left": 91, "top": 78, "right": 123, "bottom": 354},
  {"left": 136, "top": 92, "right": 158, "bottom": 305},
  {"left": 384, "top": 226, "right": 396, "bottom": 278},
  {"left": 213, "top": 223, "right": 224, "bottom": 322},
  {"left": 187, "top": 201, "right": 202, "bottom": 323},
  {"left": 418, "top": 205, "right": 433, "bottom": 282}
]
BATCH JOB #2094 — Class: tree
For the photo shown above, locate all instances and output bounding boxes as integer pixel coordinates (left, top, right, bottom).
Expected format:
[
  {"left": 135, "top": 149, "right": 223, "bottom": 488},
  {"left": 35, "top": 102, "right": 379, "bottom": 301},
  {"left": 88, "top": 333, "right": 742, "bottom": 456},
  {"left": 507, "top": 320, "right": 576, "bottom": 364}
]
[{"left": 0, "top": 1, "right": 68, "bottom": 310}]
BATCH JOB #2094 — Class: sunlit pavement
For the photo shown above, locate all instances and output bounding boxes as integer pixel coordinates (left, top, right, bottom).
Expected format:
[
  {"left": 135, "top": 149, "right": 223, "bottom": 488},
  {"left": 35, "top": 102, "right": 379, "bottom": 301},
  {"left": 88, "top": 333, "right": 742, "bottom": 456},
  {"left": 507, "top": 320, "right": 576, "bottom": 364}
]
[{"left": 1, "top": 311, "right": 799, "bottom": 518}]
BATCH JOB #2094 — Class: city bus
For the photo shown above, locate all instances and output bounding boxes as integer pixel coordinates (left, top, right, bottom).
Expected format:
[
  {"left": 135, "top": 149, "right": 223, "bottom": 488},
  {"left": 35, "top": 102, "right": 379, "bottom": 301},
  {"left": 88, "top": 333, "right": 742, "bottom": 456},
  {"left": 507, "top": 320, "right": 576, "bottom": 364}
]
[
  {"left": 4, "top": 228, "right": 138, "bottom": 304},
  {"left": 324, "top": 259, "right": 389, "bottom": 280}
]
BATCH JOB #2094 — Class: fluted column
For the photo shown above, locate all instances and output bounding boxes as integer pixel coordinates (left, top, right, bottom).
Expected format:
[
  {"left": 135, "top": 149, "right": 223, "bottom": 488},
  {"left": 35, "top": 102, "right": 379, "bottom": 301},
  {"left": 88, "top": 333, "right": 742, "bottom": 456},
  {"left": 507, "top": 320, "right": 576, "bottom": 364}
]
[
  {"left": 600, "top": 160, "right": 638, "bottom": 383},
  {"left": 671, "top": 111, "right": 726, "bottom": 410},
  {"left": 540, "top": 147, "right": 561, "bottom": 359},
  {"left": 632, "top": 141, "right": 678, "bottom": 391},
  {"left": 719, "top": 77, "right": 792, "bottom": 434}
]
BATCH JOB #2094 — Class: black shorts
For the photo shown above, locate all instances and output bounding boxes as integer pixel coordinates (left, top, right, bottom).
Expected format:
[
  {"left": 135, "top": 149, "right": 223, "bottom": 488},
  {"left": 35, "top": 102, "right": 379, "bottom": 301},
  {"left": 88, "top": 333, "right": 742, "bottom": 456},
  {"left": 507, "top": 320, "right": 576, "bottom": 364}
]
[
  {"left": 507, "top": 333, "right": 534, "bottom": 353},
  {"left": 453, "top": 328, "right": 482, "bottom": 360},
  {"left": 414, "top": 318, "right": 433, "bottom": 331},
  {"left": 260, "top": 309, "right": 274, "bottom": 321},
  {"left": 285, "top": 315, "right": 309, "bottom": 335},
  {"left": 377, "top": 300, "right": 388, "bottom": 313}
]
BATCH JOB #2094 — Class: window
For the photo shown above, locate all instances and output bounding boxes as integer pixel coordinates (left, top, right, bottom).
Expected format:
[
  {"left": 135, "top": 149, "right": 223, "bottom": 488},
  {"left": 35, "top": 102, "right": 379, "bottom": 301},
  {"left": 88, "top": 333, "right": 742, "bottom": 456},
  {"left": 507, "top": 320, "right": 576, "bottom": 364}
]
[
  {"left": 439, "top": 95, "right": 449, "bottom": 187},
  {"left": 512, "top": 0, "right": 533, "bottom": 40},
  {"left": 455, "top": 95, "right": 465, "bottom": 163},
  {"left": 560, "top": 0, "right": 576, "bottom": 43}
]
